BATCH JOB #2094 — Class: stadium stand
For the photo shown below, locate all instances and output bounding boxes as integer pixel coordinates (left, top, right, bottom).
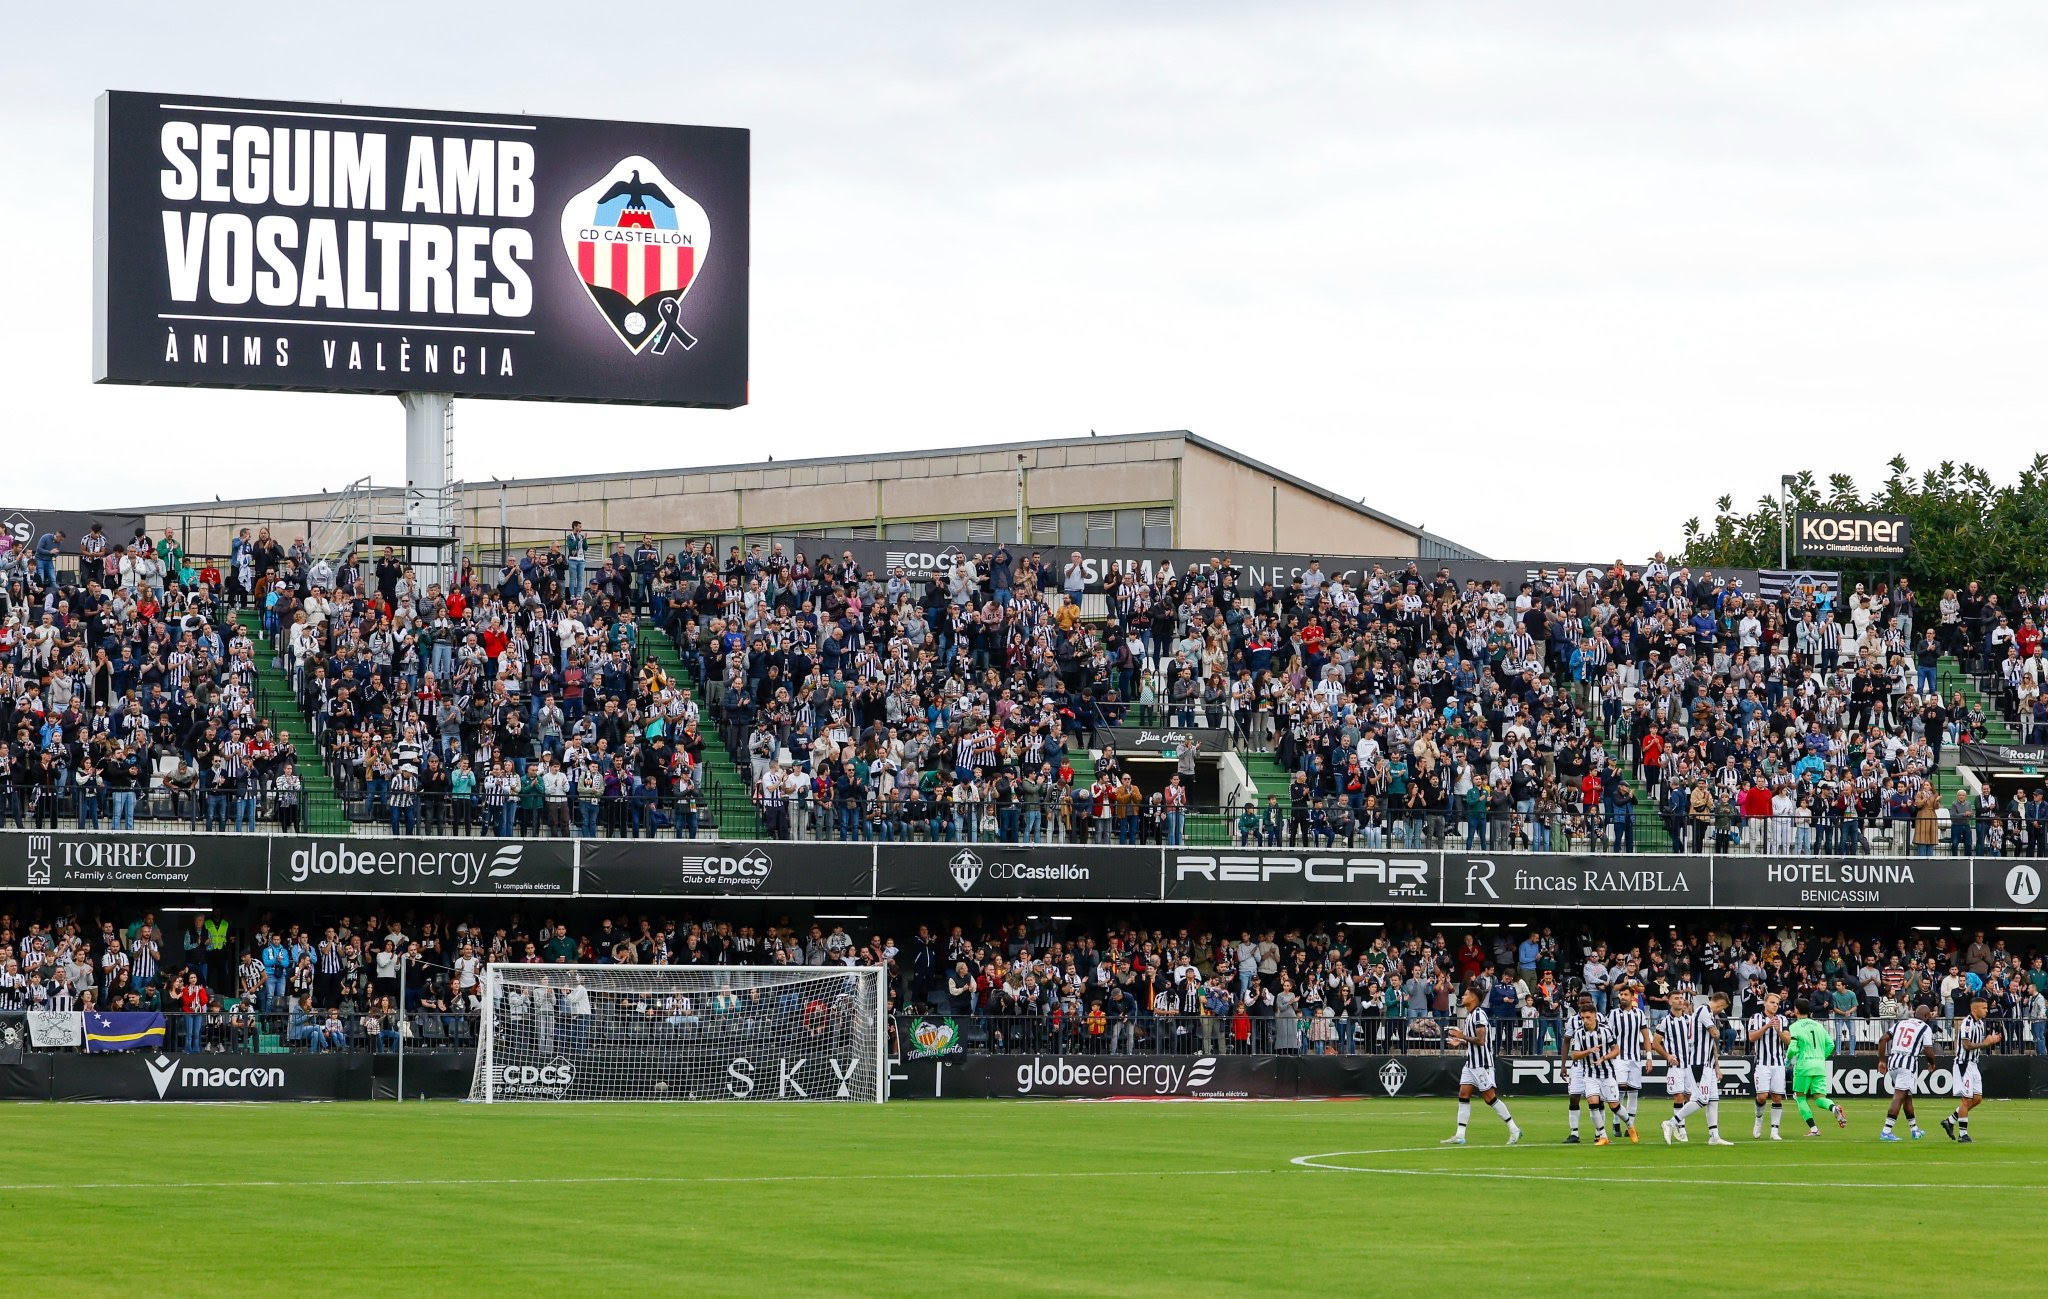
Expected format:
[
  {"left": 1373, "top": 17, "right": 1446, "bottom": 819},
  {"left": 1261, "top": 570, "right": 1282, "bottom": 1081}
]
[
  {"left": 3, "top": 521, "right": 2046, "bottom": 854},
  {"left": 2, "top": 902, "right": 2043, "bottom": 1058}
]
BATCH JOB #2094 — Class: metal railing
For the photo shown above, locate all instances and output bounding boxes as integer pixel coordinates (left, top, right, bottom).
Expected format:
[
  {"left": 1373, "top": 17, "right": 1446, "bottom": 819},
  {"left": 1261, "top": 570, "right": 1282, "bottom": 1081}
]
[{"left": 6, "top": 785, "right": 2031, "bottom": 856}]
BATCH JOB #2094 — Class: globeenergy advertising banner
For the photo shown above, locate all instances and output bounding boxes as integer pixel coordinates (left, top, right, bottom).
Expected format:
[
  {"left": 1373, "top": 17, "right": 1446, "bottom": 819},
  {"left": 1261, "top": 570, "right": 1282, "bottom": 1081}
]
[{"left": 94, "top": 91, "right": 748, "bottom": 407}]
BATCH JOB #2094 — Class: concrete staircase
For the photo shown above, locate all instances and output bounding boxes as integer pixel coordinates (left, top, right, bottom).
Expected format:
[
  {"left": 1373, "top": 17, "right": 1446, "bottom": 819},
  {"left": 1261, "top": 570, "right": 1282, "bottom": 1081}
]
[
  {"left": 638, "top": 624, "right": 762, "bottom": 838},
  {"left": 235, "top": 610, "right": 350, "bottom": 833}
]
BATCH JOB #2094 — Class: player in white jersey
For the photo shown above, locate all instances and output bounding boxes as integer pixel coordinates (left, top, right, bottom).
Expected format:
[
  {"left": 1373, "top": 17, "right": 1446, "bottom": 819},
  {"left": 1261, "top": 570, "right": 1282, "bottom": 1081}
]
[
  {"left": 1746, "top": 991, "right": 1790, "bottom": 1140},
  {"left": 1603, "top": 984, "right": 1652, "bottom": 1144},
  {"left": 1940, "top": 996, "right": 2001, "bottom": 1145},
  {"left": 1879, "top": 1005, "right": 1938, "bottom": 1141},
  {"left": 1656, "top": 990, "right": 1735, "bottom": 1146},
  {"left": 1442, "top": 982, "right": 1523, "bottom": 1146},
  {"left": 1564, "top": 998, "right": 1620, "bottom": 1146}
]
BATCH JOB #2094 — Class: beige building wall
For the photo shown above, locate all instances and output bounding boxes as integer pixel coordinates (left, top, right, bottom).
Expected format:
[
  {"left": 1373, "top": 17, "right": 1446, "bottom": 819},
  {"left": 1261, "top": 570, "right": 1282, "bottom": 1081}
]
[
  {"left": 1175, "top": 442, "right": 1416, "bottom": 557},
  {"left": 137, "top": 432, "right": 1433, "bottom": 561}
]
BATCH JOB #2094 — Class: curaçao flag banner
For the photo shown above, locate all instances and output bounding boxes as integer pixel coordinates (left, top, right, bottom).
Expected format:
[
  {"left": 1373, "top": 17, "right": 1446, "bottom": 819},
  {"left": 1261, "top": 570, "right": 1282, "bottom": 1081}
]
[{"left": 84, "top": 1011, "right": 166, "bottom": 1053}]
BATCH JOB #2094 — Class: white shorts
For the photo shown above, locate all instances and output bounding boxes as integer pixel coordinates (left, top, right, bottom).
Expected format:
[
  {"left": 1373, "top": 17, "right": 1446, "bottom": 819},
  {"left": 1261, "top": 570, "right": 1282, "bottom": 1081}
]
[
  {"left": 1886, "top": 1068, "right": 1920, "bottom": 1095},
  {"left": 1615, "top": 1060, "right": 1643, "bottom": 1090},
  {"left": 1664, "top": 1067, "right": 1696, "bottom": 1098},
  {"left": 1753, "top": 1064, "right": 1787, "bottom": 1096},
  {"left": 1459, "top": 1065, "right": 1497, "bottom": 1093},
  {"left": 1956, "top": 1063, "right": 1983, "bottom": 1099},
  {"left": 1571, "top": 1074, "right": 1620, "bottom": 1104}
]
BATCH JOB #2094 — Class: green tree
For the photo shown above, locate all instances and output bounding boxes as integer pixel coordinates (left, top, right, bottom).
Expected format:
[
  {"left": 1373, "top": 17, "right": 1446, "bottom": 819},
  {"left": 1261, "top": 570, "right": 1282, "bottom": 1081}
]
[{"left": 1679, "top": 455, "right": 2048, "bottom": 593}]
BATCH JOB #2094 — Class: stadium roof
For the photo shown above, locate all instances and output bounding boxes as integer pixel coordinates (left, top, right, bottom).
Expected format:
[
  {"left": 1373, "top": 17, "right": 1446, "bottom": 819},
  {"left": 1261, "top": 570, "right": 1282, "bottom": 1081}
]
[{"left": 121, "top": 429, "right": 1480, "bottom": 558}]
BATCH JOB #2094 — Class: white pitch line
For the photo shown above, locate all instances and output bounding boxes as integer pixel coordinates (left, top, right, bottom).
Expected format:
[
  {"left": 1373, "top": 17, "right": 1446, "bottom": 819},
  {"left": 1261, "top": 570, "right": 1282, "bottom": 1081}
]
[
  {"left": 0, "top": 1167, "right": 1277, "bottom": 1195},
  {"left": 1290, "top": 1151, "right": 2045, "bottom": 1191}
]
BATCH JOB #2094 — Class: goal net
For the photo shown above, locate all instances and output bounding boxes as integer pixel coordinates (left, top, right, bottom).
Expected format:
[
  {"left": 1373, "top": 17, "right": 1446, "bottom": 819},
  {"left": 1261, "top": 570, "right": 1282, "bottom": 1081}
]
[{"left": 469, "top": 964, "right": 888, "bottom": 1103}]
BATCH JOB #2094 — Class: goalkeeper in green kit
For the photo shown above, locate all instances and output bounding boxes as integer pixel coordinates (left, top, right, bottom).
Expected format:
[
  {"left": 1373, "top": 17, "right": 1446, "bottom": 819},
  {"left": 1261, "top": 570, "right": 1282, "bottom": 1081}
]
[{"left": 1787, "top": 996, "right": 1848, "bottom": 1136}]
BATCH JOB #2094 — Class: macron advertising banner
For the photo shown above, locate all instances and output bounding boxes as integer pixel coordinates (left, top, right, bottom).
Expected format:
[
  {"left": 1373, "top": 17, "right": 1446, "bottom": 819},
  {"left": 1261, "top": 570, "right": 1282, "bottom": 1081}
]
[{"left": 95, "top": 91, "right": 748, "bottom": 407}]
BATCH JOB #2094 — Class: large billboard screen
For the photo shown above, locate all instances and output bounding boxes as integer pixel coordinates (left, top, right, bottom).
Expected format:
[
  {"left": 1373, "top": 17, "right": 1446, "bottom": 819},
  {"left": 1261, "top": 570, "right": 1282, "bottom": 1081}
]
[{"left": 94, "top": 91, "right": 748, "bottom": 407}]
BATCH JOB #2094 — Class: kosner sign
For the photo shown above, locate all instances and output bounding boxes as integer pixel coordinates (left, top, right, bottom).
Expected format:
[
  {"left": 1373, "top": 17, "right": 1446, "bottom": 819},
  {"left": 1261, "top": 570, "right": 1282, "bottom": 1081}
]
[{"left": 1794, "top": 511, "right": 1912, "bottom": 559}]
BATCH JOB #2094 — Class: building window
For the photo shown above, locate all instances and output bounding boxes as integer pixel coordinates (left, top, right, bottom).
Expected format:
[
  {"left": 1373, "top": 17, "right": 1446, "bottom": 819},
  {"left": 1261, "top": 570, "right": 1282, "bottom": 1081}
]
[
  {"left": 1059, "top": 513, "right": 1086, "bottom": 548},
  {"left": 966, "top": 517, "right": 997, "bottom": 543},
  {"left": 1115, "top": 509, "right": 1142, "bottom": 548},
  {"left": 911, "top": 519, "right": 940, "bottom": 542},
  {"left": 940, "top": 518, "right": 969, "bottom": 543},
  {"left": 1030, "top": 514, "right": 1060, "bottom": 542}
]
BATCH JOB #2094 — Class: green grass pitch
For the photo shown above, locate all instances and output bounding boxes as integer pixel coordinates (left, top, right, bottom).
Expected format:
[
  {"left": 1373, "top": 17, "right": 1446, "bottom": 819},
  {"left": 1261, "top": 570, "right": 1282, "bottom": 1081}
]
[{"left": 8, "top": 1097, "right": 2047, "bottom": 1295}]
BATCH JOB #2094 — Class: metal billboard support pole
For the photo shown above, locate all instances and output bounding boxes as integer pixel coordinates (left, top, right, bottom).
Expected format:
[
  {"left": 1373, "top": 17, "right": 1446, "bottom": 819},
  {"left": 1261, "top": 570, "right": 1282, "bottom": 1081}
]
[{"left": 401, "top": 392, "right": 455, "bottom": 590}]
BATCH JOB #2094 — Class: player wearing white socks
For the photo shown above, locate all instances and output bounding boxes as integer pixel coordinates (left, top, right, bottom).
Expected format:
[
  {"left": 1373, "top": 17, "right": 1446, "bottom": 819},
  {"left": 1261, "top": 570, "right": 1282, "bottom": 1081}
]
[
  {"left": 1941, "top": 996, "right": 2000, "bottom": 1145},
  {"left": 1747, "top": 991, "right": 1790, "bottom": 1141},
  {"left": 1443, "top": 981, "right": 1523, "bottom": 1146},
  {"left": 1603, "top": 984, "right": 1651, "bottom": 1144},
  {"left": 1657, "top": 990, "right": 1735, "bottom": 1146},
  {"left": 1564, "top": 998, "right": 1620, "bottom": 1146}
]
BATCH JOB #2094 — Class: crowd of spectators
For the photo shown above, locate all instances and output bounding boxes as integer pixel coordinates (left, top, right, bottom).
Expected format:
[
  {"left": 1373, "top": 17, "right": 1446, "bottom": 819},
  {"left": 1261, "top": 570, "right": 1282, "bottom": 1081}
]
[
  {"left": 4, "top": 900, "right": 2044, "bottom": 1059},
  {"left": 0, "top": 522, "right": 309, "bottom": 832},
  {"left": 8, "top": 517, "right": 2048, "bottom": 857}
]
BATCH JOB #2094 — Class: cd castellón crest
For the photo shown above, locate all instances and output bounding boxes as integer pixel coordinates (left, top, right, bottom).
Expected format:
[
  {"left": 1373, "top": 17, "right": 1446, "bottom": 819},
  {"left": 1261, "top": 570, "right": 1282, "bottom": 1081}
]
[{"left": 560, "top": 156, "right": 710, "bottom": 355}]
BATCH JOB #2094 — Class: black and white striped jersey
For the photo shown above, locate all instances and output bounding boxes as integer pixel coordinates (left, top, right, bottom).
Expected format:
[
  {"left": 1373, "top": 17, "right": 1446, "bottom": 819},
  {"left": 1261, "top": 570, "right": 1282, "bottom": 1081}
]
[
  {"left": 1604, "top": 1007, "right": 1647, "bottom": 1063},
  {"left": 1747, "top": 1012, "right": 1787, "bottom": 1069},
  {"left": 1954, "top": 1017, "right": 1986, "bottom": 1072},
  {"left": 1886, "top": 1018, "right": 1934, "bottom": 1074},
  {"left": 1661, "top": 1005, "right": 1716, "bottom": 1071},
  {"left": 1567, "top": 1022, "right": 1617, "bottom": 1080},
  {"left": 1459, "top": 1007, "right": 1495, "bottom": 1071}
]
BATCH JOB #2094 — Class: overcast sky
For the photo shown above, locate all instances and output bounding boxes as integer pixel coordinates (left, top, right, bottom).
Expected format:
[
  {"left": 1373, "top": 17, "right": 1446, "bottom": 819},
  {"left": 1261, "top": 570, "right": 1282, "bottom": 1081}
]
[{"left": 5, "top": 2, "right": 2044, "bottom": 560}]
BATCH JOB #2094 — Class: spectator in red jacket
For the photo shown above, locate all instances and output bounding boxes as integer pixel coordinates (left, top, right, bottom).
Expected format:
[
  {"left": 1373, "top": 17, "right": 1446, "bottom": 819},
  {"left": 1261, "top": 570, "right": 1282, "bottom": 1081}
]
[{"left": 1739, "top": 776, "right": 1776, "bottom": 850}]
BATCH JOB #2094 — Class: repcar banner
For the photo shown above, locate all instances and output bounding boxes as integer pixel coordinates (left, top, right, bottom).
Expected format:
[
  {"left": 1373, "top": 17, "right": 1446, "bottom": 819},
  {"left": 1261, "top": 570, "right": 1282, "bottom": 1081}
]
[
  {"left": 873, "top": 843, "right": 1162, "bottom": 900},
  {"left": 0, "top": 831, "right": 269, "bottom": 892},
  {"left": 274, "top": 838, "right": 571, "bottom": 895},
  {"left": 1164, "top": 848, "right": 1438, "bottom": 905},
  {"left": 578, "top": 839, "right": 874, "bottom": 898},
  {"left": 95, "top": 91, "right": 748, "bottom": 407},
  {"left": 1442, "top": 851, "right": 1709, "bottom": 909}
]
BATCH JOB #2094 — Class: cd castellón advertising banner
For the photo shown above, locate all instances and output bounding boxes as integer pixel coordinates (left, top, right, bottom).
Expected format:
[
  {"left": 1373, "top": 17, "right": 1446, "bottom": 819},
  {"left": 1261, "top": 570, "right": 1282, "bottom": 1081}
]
[{"left": 94, "top": 91, "right": 748, "bottom": 407}]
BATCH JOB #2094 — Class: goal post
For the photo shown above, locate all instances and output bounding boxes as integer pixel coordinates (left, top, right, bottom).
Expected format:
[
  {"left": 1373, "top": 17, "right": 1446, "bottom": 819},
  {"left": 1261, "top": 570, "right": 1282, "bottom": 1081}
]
[{"left": 468, "top": 964, "right": 888, "bottom": 1103}]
